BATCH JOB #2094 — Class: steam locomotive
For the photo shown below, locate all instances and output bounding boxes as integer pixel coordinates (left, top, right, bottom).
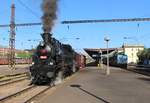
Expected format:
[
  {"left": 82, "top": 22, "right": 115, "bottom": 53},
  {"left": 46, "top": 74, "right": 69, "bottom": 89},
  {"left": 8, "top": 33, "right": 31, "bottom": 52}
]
[{"left": 29, "top": 33, "right": 81, "bottom": 85}]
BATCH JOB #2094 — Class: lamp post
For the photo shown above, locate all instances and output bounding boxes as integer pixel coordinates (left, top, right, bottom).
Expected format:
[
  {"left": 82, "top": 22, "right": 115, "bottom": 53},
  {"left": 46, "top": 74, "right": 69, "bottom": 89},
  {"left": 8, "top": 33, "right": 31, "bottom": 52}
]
[
  {"left": 104, "top": 36, "right": 110, "bottom": 75},
  {"left": 99, "top": 50, "right": 103, "bottom": 68}
]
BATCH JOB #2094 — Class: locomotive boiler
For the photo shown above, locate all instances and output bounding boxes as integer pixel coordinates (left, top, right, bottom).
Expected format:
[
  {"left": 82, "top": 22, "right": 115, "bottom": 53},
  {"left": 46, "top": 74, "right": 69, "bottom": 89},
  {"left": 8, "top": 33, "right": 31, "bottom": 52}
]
[{"left": 29, "top": 33, "right": 76, "bottom": 85}]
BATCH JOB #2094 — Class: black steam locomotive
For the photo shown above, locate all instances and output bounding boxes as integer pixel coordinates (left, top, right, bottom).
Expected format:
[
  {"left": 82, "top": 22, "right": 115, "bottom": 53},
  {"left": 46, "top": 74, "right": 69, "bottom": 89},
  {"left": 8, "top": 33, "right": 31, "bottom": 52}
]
[{"left": 29, "top": 33, "right": 76, "bottom": 85}]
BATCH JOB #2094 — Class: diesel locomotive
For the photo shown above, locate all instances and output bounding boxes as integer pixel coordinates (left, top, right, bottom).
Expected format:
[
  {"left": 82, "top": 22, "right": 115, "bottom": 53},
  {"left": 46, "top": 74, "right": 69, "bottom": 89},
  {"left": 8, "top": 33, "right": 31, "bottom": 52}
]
[
  {"left": 29, "top": 33, "right": 78, "bottom": 85},
  {"left": 103, "top": 52, "right": 128, "bottom": 68}
]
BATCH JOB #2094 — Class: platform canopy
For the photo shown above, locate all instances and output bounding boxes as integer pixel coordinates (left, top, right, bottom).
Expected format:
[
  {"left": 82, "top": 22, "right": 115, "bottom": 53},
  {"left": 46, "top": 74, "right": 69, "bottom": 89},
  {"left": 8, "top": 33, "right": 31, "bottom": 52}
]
[{"left": 84, "top": 48, "right": 123, "bottom": 60}]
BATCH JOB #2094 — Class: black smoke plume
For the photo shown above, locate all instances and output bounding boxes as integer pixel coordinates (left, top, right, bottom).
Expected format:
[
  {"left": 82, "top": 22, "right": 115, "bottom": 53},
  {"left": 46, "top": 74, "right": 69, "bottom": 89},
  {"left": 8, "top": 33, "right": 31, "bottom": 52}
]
[{"left": 42, "top": 0, "right": 58, "bottom": 33}]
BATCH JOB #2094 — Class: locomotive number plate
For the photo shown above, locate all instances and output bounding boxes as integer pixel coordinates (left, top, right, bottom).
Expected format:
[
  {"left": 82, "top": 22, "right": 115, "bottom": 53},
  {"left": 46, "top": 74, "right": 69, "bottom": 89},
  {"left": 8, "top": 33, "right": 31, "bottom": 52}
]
[{"left": 40, "top": 56, "right": 47, "bottom": 59}]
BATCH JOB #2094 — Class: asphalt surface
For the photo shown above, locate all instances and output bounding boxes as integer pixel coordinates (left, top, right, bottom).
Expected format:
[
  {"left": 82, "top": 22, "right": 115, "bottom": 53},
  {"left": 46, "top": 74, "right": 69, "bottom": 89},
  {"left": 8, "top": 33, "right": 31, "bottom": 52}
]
[
  {"left": 32, "top": 66, "right": 150, "bottom": 103},
  {"left": 0, "top": 65, "right": 30, "bottom": 76}
]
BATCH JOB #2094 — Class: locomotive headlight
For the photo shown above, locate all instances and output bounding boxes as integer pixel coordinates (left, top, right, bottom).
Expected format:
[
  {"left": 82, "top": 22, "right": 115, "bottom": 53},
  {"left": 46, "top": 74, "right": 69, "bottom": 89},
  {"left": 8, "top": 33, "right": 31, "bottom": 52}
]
[
  {"left": 32, "top": 62, "right": 35, "bottom": 65},
  {"left": 49, "top": 62, "right": 53, "bottom": 65}
]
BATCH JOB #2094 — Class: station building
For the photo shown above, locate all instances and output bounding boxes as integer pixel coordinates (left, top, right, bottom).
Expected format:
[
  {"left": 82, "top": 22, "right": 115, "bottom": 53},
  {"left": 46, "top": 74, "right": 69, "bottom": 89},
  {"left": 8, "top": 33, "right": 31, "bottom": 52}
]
[
  {"left": 122, "top": 44, "right": 144, "bottom": 64},
  {"left": 84, "top": 44, "right": 144, "bottom": 65}
]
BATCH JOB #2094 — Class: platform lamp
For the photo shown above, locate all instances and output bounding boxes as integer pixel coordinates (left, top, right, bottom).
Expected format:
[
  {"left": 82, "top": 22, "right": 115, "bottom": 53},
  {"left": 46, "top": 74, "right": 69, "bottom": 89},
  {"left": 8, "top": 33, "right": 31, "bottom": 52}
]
[{"left": 104, "top": 36, "right": 110, "bottom": 75}]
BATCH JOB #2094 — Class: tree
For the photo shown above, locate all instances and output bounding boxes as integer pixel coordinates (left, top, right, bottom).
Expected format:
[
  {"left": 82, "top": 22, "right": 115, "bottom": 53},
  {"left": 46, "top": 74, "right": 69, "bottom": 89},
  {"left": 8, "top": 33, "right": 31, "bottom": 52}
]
[{"left": 137, "top": 48, "right": 150, "bottom": 64}]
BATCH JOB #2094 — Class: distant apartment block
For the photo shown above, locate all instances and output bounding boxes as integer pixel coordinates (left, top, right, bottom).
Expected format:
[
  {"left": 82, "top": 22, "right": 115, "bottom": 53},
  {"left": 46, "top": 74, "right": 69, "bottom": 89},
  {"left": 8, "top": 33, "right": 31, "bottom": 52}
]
[{"left": 122, "top": 44, "right": 144, "bottom": 64}]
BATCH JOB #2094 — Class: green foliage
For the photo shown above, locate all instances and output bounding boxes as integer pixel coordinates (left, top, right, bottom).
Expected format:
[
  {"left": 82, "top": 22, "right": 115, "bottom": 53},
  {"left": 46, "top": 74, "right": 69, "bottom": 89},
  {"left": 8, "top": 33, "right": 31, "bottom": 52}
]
[
  {"left": 137, "top": 48, "right": 150, "bottom": 61},
  {"left": 16, "top": 52, "right": 32, "bottom": 58}
]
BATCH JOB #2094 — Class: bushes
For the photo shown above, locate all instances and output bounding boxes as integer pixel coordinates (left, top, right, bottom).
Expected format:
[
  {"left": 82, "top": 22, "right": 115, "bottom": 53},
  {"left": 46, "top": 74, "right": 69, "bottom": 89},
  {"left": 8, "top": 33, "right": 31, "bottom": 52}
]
[
  {"left": 137, "top": 48, "right": 150, "bottom": 64},
  {"left": 16, "top": 52, "right": 32, "bottom": 58}
]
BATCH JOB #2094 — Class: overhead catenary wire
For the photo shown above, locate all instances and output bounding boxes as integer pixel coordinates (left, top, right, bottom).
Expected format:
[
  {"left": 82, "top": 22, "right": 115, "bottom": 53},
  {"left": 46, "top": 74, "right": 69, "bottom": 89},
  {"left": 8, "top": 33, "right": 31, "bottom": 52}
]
[
  {"left": 17, "top": 0, "right": 40, "bottom": 19},
  {"left": 61, "top": 18, "right": 150, "bottom": 24},
  {"left": 1, "top": 17, "right": 150, "bottom": 28}
]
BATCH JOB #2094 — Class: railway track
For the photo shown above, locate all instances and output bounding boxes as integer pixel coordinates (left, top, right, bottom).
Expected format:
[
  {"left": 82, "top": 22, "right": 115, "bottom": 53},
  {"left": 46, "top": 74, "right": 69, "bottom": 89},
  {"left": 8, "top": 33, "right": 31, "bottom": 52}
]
[
  {"left": 126, "top": 66, "right": 150, "bottom": 76},
  {"left": 0, "top": 71, "right": 78, "bottom": 103},
  {"left": 105, "top": 65, "right": 150, "bottom": 77},
  {"left": 0, "top": 73, "right": 28, "bottom": 82},
  {"left": 0, "top": 84, "right": 50, "bottom": 103},
  {"left": 0, "top": 72, "right": 29, "bottom": 86},
  {"left": 0, "top": 76, "right": 28, "bottom": 86}
]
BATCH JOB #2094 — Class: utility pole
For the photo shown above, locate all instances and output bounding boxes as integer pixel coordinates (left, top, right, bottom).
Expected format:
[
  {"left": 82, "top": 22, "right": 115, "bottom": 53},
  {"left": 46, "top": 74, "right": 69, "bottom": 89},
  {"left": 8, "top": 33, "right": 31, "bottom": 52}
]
[
  {"left": 100, "top": 50, "right": 103, "bottom": 68},
  {"left": 98, "top": 50, "right": 103, "bottom": 68},
  {"left": 8, "top": 0, "right": 16, "bottom": 69},
  {"left": 104, "top": 37, "right": 110, "bottom": 75}
]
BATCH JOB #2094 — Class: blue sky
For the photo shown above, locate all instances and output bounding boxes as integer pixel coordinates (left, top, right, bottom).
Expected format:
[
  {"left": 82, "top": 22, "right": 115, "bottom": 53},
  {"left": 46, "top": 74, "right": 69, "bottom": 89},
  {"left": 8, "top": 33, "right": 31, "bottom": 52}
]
[{"left": 0, "top": 0, "right": 150, "bottom": 52}]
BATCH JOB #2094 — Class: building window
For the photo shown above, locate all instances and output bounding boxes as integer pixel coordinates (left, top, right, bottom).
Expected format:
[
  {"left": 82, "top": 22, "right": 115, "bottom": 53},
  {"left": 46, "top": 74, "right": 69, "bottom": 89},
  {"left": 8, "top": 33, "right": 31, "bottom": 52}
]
[
  {"left": 132, "top": 48, "right": 133, "bottom": 51},
  {"left": 132, "top": 53, "right": 133, "bottom": 56}
]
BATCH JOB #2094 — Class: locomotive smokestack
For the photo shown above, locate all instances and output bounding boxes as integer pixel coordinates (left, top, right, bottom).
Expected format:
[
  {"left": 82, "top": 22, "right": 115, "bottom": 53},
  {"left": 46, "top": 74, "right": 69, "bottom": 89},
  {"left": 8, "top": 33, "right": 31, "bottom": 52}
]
[
  {"left": 41, "top": 33, "right": 52, "bottom": 44},
  {"left": 41, "top": 0, "right": 58, "bottom": 33}
]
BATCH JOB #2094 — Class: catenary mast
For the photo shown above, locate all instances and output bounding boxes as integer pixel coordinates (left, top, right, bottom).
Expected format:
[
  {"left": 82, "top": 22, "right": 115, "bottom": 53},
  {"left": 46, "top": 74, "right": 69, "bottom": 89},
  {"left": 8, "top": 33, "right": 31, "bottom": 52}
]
[{"left": 8, "top": 0, "right": 16, "bottom": 69}]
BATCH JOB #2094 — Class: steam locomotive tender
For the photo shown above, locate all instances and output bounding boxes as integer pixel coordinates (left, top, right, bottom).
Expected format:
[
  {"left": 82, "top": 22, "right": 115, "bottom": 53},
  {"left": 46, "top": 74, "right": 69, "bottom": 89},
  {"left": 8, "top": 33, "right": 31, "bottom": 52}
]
[{"left": 30, "top": 33, "right": 76, "bottom": 84}]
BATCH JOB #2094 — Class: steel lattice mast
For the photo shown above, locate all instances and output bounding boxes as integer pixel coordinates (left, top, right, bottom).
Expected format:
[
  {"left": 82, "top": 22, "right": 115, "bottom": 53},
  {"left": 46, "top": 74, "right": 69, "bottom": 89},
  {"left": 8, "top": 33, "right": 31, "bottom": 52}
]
[{"left": 8, "top": 2, "right": 16, "bottom": 69}]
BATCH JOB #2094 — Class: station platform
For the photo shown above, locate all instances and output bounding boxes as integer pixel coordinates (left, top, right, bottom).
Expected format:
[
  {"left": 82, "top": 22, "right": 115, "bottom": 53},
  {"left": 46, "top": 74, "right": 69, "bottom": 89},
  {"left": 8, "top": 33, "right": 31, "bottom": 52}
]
[{"left": 35, "top": 66, "right": 150, "bottom": 103}]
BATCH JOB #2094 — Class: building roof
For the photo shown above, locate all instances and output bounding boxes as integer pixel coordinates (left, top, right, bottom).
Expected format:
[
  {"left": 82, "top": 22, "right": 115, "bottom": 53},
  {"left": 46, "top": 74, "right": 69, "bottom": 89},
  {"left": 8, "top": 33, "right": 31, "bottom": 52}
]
[
  {"left": 84, "top": 48, "right": 123, "bottom": 52},
  {"left": 84, "top": 48, "right": 123, "bottom": 60},
  {"left": 122, "top": 44, "right": 144, "bottom": 48}
]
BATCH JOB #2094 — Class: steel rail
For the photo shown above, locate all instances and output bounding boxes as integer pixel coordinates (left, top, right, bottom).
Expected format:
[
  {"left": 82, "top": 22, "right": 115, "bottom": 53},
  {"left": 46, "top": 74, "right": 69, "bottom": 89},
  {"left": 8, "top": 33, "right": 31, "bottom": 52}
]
[
  {"left": 23, "top": 86, "right": 51, "bottom": 103},
  {"left": 0, "top": 77, "right": 28, "bottom": 86},
  {"left": 0, "top": 85, "right": 36, "bottom": 102},
  {"left": 0, "top": 73, "right": 27, "bottom": 83}
]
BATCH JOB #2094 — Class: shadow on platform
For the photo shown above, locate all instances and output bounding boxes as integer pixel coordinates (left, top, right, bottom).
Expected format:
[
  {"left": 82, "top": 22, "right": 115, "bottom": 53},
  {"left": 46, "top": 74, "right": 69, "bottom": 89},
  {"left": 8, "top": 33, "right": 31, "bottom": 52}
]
[
  {"left": 138, "top": 77, "right": 150, "bottom": 83},
  {"left": 86, "top": 62, "right": 98, "bottom": 67},
  {"left": 70, "top": 84, "right": 110, "bottom": 103}
]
